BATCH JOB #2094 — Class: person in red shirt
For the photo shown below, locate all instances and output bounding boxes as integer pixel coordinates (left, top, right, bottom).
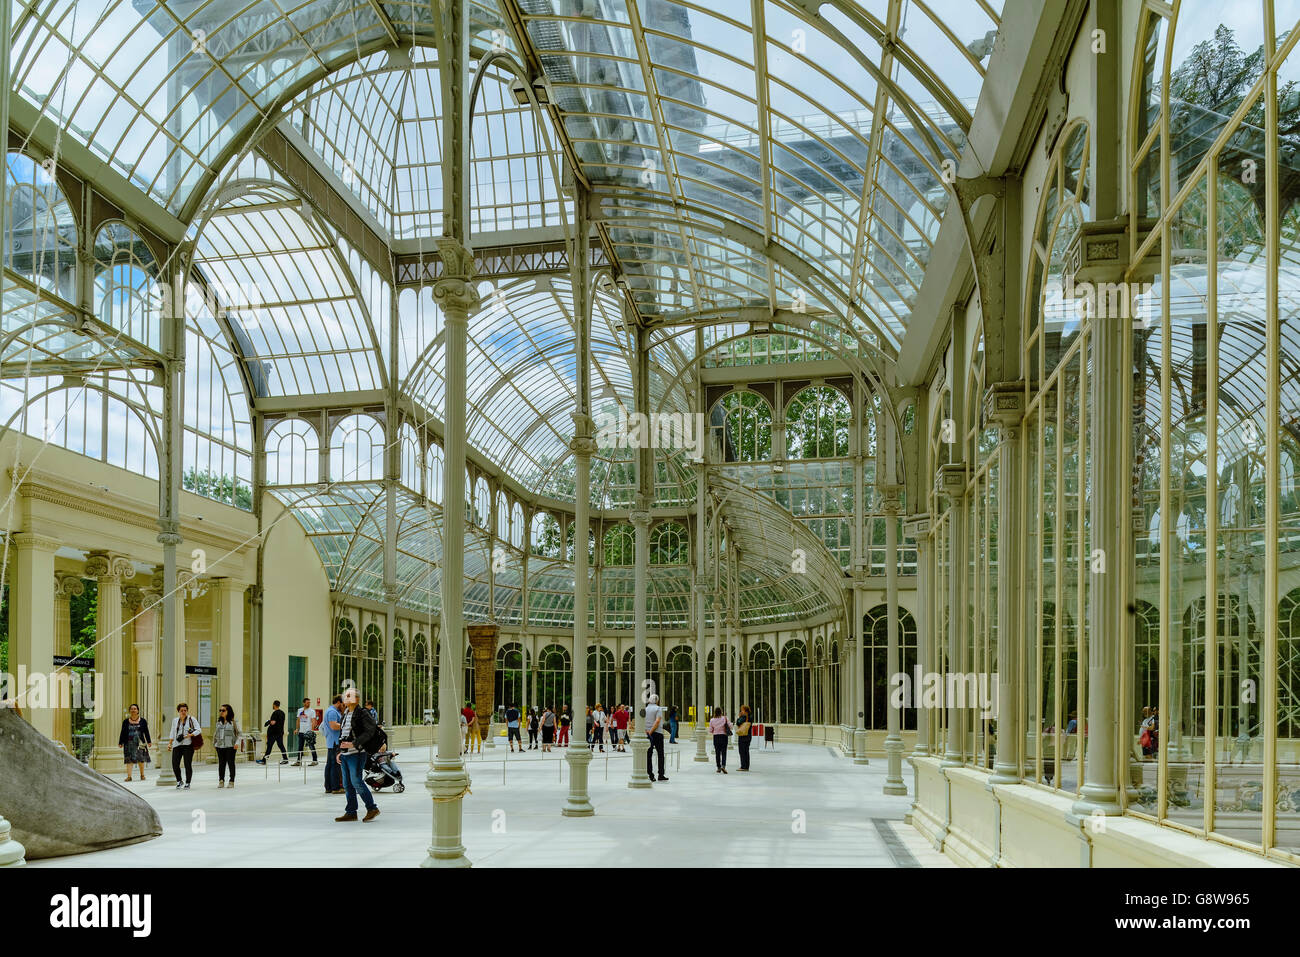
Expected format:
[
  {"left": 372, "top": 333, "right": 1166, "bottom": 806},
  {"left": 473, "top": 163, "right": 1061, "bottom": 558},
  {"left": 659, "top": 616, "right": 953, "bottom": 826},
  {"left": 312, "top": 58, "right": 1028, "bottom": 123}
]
[
  {"left": 461, "top": 702, "right": 479, "bottom": 755},
  {"left": 613, "top": 704, "right": 630, "bottom": 752}
]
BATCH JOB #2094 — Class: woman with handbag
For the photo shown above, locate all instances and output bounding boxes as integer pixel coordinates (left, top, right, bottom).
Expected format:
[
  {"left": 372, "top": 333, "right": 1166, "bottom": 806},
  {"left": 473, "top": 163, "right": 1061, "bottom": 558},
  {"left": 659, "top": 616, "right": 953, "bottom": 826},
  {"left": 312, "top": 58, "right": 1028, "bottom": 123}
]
[
  {"left": 168, "top": 702, "right": 201, "bottom": 789},
  {"left": 214, "top": 704, "right": 242, "bottom": 788},
  {"left": 735, "top": 704, "right": 753, "bottom": 771},
  {"left": 119, "top": 703, "right": 151, "bottom": 782},
  {"left": 708, "top": 707, "right": 734, "bottom": 773}
]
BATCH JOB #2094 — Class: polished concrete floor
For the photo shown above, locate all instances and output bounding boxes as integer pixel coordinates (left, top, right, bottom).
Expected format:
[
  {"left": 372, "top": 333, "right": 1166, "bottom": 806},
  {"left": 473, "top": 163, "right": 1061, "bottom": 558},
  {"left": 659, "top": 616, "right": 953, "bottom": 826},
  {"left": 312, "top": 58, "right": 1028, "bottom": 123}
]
[{"left": 27, "top": 740, "right": 952, "bottom": 867}]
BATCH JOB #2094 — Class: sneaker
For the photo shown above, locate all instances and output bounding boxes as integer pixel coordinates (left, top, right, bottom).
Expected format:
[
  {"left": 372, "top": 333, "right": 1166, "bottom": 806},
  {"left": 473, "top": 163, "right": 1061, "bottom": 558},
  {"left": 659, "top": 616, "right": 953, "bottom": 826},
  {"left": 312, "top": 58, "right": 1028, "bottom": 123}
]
[
  {"left": 335, "top": 813, "right": 358, "bottom": 822},
  {"left": 658, "top": 775, "right": 669, "bottom": 781},
  {"left": 227, "top": 782, "right": 234, "bottom": 788},
  {"left": 279, "top": 759, "right": 289, "bottom": 765},
  {"left": 721, "top": 769, "right": 728, "bottom": 774},
  {"left": 291, "top": 761, "right": 302, "bottom": 767},
  {"left": 175, "top": 781, "right": 183, "bottom": 788},
  {"left": 218, "top": 780, "right": 225, "bottom": 789},
  {"left": 184, "top": 783, "right": 191, "bottom": 789},
  {"left": 362, "top": 808, "right": 380, "bottom": 822},
  {"left": 255, "top": 759, "right": 266, "bottom": 765},
  {"left": 309, "top": 761, "right": 319, "bottom": 766}
]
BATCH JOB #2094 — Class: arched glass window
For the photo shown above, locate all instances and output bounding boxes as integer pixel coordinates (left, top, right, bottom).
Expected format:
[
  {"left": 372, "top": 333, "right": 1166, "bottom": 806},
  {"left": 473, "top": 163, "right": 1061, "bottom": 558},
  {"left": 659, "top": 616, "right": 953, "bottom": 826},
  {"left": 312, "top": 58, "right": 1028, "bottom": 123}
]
[
  {"left": 496, "top": 493, "right": 510, "bottom": 542},
  {"left": 94, "top": 222, "right": 162, "bottom": 351},
  {"left": 531, "top": 511, "right": 561, "bottom": 558},
  {"left": 748, "top": 642, "right": 777, "bottom": 724},
  {"left": 786, "top": 385, "right": 851, "bottom": 458},
  {"left": 712, "top": 390, "right": 772, "bottom": 462},
  {"left": 400, "top": 423, "right": 421, "bottom": 492},
  {"left": 603, "top": 524, "right": 635, "bottom": 566},
  {"left": 650, "top": 521, "right": 688, "bottom": 564},
  {"left": 536, "top": 644, "right": 572, "bottom": 710},
  {"left": 664, "top": 644, "right": 693, "bottom": 718},
  {"left": 392, "top": 629, "right": 407, "bottom": 726},
  {"left": 495, "top": 642, "right": 527, "bottom": 710},
  {"left": 474, "top": 476, "right": 490, "bottom": 528},
  {"left": 360, "top": 622, "right": 385, "bottom": 717},
  {"left": 332, "top": 617, "right": 357, "bottom": 697},
  {"left": 266, "top": 419, "right": 320, "bottom": 485},
  {"left": 586, "top": 644, "right": 617, "bottom": 708},
  {"left": 425, "top": 443, "right": 444, "bottom": 504},
  {"left": 781, "top": 639, "right": 810, "bottom": 724},
  {"left": 511, "top": 502, "right": 525, "bottom": 549},
  {"left": 621, "top": 647, "right": 660, "bottom": 707},
  {"left": 6, "top": 151, "right": 77, "bottom": 300},
  {"left": 412, "top": 633, "right": 433, "bottom": 724},
  {"left": 331, "top": 414, "right": 384, "bottom": 482},
  {"left": 863, "top": 605, "right": 919, "bottom": 731}
]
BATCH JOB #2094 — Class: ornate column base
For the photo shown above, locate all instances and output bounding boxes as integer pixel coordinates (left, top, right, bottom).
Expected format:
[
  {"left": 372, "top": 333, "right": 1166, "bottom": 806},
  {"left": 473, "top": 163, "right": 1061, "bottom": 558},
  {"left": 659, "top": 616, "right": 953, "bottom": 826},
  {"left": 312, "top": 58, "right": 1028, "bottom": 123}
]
[
  {"left": 422, "top": 758, "right": 472, "bottom": 868},
  {"left": 0, "top": 814, "right": 25, "bottom": 866},
  {"left": 883, "top": 735, "right": 907, "bottom": 794},
  {"left": 628, "top": 732, "right": 652, "bottom": 788},
  {"left": 562, "top": 742, "right": 595, "bottom": 816},
  {"left": 482, "top": 719, "right": 496, "bottom": 749},
  {"left": 90, "top": 746, "right": 122, "bottom": 773},
  {"left": 1071, "top": 784, "right": 1123, "bottom": 819},
  {"left": 989, "top": 760, "right": 1020, "bottom": 786},
  {"left": 694, "top": 723, "right": 709, "bottom": 762},
  {"left": 853, "top": 727, "right": 869, "bottom": 765}
]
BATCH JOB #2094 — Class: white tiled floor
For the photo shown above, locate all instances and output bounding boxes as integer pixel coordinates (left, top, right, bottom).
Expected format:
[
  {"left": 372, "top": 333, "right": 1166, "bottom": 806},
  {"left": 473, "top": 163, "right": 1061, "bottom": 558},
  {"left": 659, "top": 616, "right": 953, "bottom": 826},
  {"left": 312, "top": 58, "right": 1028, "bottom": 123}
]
[{"left": 28, "top": 742, "right": 953, "bottom": 868}]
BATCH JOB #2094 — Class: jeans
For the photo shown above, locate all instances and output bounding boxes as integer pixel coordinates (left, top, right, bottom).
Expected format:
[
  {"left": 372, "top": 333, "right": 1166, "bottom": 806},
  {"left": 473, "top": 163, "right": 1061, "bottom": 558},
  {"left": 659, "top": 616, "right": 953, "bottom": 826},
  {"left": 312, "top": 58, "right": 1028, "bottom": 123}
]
[
  {"left": 172, "top": 743, "right": 194, "bottom": 783},
  {"left": 296, "top": 731, "right": 318, "bottom": 761},
  {"left": 647, "top": 731, "right": 665, "bottom": 778},
  {"left": 339, "top": 750, "right": 376, "bottom": 813},
  {"left": 593, "top": 726, "right": 604, "bottom": 749},
  {"left": 668, "top": 719, "right": 678, "bottom": 743},
  {"left": 738, "top": 734, "right": 751, "bottom": 770},
  {"left": 216, "top": 746, "right": 237, "bottom": 782},
  {"left": 325, "top": 745, "right": 341, "bottom": 791},
  {"left": 263, "top": 732, "right": 287, "bottom": 759},
  {"left": 713, "top": 733, "right": 728, "bottom": 769}
]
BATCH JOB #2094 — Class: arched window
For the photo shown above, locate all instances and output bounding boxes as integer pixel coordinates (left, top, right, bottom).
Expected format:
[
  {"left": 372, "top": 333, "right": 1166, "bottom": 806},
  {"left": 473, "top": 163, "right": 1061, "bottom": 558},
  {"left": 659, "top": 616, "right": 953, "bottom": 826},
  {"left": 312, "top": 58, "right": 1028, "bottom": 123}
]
[
  {"left": 712, "top": 390, "right": 772, "bottom": 461},
  {"left": 748, "top": 642, "right": 777, "bottom": 724},
  {"left": 495, "top": 642, "right": 527, "bottom": 710},
  {"left": 331, "top": 414, "right": 384, "bottom": 482},
  {"left": 511, "top": 502, "right": 525, "bottom": 549},
  {"left": 603, "top": 524, "right": 635, "bottom": 566},
  {"left": 94, "top": 222, "right": 162, "bottom": 351},
  {"left": 496, "top": 494, "right": 510, "bottom": 543},
  {"left": 399, "top": 423, "right": 421, "bottom": 492},
  {"left": 664, "top": 644, "right": 694, "bottom": 718},
  {"left": 586, "top": 644, "right": 617, "bottom": 708},
  {"left": 6, "top": 151, "right": 78, "bottom": 300},
  {"left": 786, "top": 385, "right": 851, "bottom": 458},
  {"left": 426, "top": 442, "right": 444, "bottom": 504},
  {"left": 332, "top": 617, "right": 357, "bottom": 697},
  {"left": 621, "top": 647, "right": 659, "bottom": 707},
  {"left": 863, "top": 605, "right": 918, "bottom": 730},
  {"left": 266, "top": 419, "right": 320, "bottom": 485},
  {"left": 531, "top": 511, "right": 561, "bottom": 558},
  {"left": 650, "top": 521, "right": 688, "bottom": 565},
  {"left": 411, "top": 633, "right": 433, "bottom": 724},
  {"left": 781, "top": 639, "right": 810, "bottom": 724},
  {"left": 536, "top": 644, "right": 572, "bottom": 709},
  {"left": 474, "top": 476, "right": 490, "bottom": 528},
  {"left": 392, "top": 629, "right": 407, "bottom": 726},
  {"left": 360, "top": 622, "right": 385, "bottom": 717},
  {"left": 828, "top": 639, "right": 840, "bottom": 725}
]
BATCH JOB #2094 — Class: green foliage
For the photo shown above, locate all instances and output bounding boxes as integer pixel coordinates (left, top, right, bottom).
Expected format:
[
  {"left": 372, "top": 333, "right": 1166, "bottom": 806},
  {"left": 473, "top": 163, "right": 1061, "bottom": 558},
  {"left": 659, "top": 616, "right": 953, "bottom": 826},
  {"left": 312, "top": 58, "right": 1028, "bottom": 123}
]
[{"left": 183, "top": 468, "right": 253, "bottom": 511}]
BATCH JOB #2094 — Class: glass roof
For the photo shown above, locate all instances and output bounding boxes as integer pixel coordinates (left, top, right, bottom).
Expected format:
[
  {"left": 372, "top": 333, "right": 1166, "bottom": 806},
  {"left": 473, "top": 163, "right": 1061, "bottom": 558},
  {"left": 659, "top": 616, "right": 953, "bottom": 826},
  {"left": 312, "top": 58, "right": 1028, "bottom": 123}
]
[{"left": 7, "top": 0, "right": 1003, "bottom": 627}]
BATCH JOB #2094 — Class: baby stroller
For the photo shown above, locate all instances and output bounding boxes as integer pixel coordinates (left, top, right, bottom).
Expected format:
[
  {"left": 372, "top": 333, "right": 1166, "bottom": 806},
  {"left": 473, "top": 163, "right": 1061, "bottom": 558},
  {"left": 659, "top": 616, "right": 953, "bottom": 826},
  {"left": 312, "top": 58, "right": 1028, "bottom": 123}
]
[{"left": 364, "top": 750, "right": 404, "bottom": 793}]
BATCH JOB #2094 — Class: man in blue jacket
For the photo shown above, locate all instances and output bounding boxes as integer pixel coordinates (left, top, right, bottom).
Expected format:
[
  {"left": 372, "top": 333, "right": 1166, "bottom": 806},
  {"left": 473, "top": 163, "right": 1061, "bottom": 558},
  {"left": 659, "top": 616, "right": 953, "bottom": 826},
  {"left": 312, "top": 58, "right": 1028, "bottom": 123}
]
[{"left": 322, "top": 694, "right": 344, "bottom": 794}]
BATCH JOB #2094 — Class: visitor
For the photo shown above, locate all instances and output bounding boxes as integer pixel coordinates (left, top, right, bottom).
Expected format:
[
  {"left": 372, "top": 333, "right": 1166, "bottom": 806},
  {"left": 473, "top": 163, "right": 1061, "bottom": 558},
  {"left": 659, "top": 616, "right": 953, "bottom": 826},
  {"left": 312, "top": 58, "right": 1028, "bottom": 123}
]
[
  {"left": 527, "top": 707, "right": 540, "bottom": 750},
  {"left": 1149, "top": 707, "right": 1160, "bottom": 757},
  {"left": 667, "top": 704, "right": 678, "bottom": 744},
  {"left": 118, "top": 703, "right": 151, "bottom": 782},
  {"left": 645, "top": 693, "right": 667, "bottom": 781},
  {"left": 168, "top": 702, "right": 200, "bottom": 789},
  {"left": 736, "top": 703, "right": 753, "bottom": 772},
  {"left": 459, "top": 709, "right": 468, "bottom": 753},
  {"left": 292, "top": 697, "right": 319, "bottom": 766},
  {"left": 1065, "top": 711, "right": 1078, "bottom": 735},
  {"left": 256, "top": 700, "right": 288, "bottom": 764},
  {"left": 214, "top": 704, "right": 241, "bottom": 788},
  {"left": 613, "top": 703, "right": 629, "bottom": 751},
  {"left": 592, "top": 702, "right": 607, "bottom": 752},
  {"left": 335, "top": 688, "right": 380, "bottom": 823},
  {"left": 709, "top": 707, "right": 734, "bottom": 773},
  {"left": 541, "top": 704, "right": 556, "bottom": 752},
  {"left": 557, "top": 705, "right": 571, "bottom": 747},
  {"left": 1139, "top": 706, "right": 1155, "bottom": 759},
  {"left": 506, "top": 703, "right": 522, "bottom": 752},
  {"left": 462, "top": 701, "right": 480, "bottom": 754},
  {"left": 366, "top": 699, "right": 380, "bottom": 726},
  {"left": 323, "top": 694, "right": 344, "bottom": 793}
]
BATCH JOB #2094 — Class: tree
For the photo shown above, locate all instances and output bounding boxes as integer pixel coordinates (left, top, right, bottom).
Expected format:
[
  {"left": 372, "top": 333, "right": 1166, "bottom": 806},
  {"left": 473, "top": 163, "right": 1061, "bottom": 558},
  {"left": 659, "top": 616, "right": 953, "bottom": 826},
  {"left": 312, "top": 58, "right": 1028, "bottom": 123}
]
[{"left": 183, "top": 467, "right": 253, "bottom": 510}]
